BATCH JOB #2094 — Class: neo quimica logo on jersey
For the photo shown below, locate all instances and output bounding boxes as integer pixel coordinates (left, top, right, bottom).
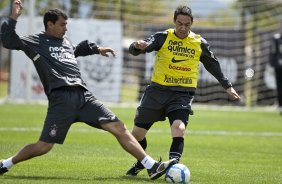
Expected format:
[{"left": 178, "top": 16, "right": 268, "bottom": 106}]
[
  {"left": 49, "top": 46, "right": 76, "bottom": 62},
  {"left": 167, "top": 40, "right": 195, "bottom": 58}
]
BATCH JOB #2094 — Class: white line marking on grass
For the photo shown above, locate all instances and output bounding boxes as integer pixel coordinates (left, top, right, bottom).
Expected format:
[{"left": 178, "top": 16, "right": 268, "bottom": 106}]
[
  {"left": 188, "top": 130, "right": 282, "bottom": 137},
  {"left": 0, "top": 127, "right": 40, "bottom": 131},
  {"left": 1, "top": 127, "right": 282, "bottom": 137}
]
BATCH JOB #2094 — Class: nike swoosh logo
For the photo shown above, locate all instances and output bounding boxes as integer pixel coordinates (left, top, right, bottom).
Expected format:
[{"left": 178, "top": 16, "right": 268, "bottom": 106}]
[{"left": 171, "top": 57, "right": 187, "bottom": 63}]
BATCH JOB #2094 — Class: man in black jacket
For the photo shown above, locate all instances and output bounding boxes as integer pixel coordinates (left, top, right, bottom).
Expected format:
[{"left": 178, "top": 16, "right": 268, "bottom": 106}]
[
  {"left": 269, "top": 23, "right": 282, "bottom": 115},
  {"left": 0, "top": 0, "right": 177, "bottom": 179}
]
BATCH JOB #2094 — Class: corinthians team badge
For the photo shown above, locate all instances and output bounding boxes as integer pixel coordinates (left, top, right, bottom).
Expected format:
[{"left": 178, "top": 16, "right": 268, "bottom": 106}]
[{"left": 49, "top": 124, "right": 58, "bottom": 137}]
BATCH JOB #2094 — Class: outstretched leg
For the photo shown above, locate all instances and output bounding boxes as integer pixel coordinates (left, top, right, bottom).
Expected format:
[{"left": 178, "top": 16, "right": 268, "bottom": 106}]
[
  {"left": 1, "top": 141, "right": 54, "bottom": 174},
  {"left": 12, "top": 141, "right": 54, "bottom": 164},
  {"left": 101, "top": 121, "right": 149, "bottom": 162},
  {"left": 101, "top": 121, "right": 177, "bottom": 180}
]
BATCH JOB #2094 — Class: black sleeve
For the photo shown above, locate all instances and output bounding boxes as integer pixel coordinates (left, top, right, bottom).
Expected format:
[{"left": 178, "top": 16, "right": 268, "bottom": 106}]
[
  {"left": 74, "top": 40, "right": 100, "bottom": 57},
  {"left": 200, "top": 38, "right": 232, "bottom": 89},
  {"left": 0, "top": 17, "right": 26, "bottom": 50},
  {"left": 129, "top": 31, "right": 168, "bottom": 56}
]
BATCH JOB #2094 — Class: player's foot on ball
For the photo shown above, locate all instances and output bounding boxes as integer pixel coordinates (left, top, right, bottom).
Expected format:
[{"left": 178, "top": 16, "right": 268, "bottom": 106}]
[
  {"left": 148, "top": 158, "right": 178, "bottom": 180},
  {"left": 126, "top": 161, "right": 145, "bottom": 176},
  {"left": 0, "top": 160, "right": 8, "bottom": 175}
]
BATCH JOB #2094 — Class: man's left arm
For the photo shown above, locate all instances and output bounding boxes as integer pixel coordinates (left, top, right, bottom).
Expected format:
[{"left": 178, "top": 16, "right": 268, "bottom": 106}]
[
  {"left": 200, "top": 39, "right": 240, "bottom": 100},
  {"left": 74, "top": 40, "right": 115, "bottom": 57}
]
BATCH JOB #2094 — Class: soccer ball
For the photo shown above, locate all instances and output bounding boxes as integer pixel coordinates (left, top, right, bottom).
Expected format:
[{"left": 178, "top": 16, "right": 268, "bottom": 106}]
[{"left": 165, "top": 163, "right": 191, "bottom": 183}]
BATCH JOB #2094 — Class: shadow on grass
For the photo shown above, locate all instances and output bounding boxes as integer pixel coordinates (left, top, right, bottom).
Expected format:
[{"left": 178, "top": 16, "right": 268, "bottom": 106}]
[
  {"left": 2, "top": 175, "right": 167, "bottom": 183},
  {"left": 121, "top": 175, "right": 167, "bottom": 183}
]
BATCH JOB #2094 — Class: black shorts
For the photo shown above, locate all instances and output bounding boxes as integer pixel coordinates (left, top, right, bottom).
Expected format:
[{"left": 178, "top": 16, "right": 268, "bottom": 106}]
[
  {"left": 134, "top": 85, "right": 194, "bottom": 130},
  {"left": 40, "top": 86, "right": 119, "bottom": 144}
]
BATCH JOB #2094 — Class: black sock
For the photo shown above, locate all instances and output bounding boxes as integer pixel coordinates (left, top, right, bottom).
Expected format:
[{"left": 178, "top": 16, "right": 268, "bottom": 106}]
[
  {"left": 137, "top": 137, "right": 147, "bottom": 166},
  {"left": 169, "top": 137, "right": 184, "bottom": 162},
  {"left": 138, "top": 137, "right": 147, "bottom": 150}
]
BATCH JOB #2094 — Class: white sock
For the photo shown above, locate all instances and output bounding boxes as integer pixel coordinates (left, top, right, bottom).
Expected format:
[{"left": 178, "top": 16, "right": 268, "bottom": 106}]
[
  {"left": 141, "top": 155, "right": 156, "bottom": 170},
  {"left": 2, "top": 157, "right": 14, "bottom": 169}
]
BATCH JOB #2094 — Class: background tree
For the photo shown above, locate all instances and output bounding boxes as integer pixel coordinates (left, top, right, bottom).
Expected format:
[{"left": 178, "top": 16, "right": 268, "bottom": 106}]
[
  {"left": 0, "top": 0, "right": 9, "bottom": 10},
  {"left": 70, "top": 0, "right": 79, "bottom": 18},
  {"left": 0, "top": 0, "right": 11, "bottom": 16}
]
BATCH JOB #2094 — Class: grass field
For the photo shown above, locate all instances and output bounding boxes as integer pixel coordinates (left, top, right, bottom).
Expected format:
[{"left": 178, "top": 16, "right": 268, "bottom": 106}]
[
  {"left": 0, "top": 81, "right": 8, "bottom": 98},
  {"left": 0, "top": 104, "right": 282, "bottom": 184}
]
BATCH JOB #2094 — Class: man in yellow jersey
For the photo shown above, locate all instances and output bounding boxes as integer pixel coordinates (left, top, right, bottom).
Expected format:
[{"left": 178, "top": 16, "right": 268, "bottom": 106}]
[{"left": 126, "top": 5, "right": 240, "bottom": 176}]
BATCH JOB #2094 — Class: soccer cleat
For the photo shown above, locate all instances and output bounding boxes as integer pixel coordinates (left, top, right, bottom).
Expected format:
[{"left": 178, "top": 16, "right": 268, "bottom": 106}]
[
  {"left": 0, "top": 160, "right": 8, "bottom": 175},
  {"left": 126, "top": 161, "right": 145, "bottom": 176},
  {"left": 148, "top": 158, "right": 178, "bottom": 180}
]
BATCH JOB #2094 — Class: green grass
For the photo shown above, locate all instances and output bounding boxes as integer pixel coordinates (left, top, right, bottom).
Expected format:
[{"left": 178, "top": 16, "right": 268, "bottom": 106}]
[
  {"left": 120, "top": 83, "right": 139, "bottom": 102},
  {"left": 0, "top": 104, "right": 282, "bottom": 183},
  {"left": 0, "top": 81, "right": 8, "bottom": 98}
]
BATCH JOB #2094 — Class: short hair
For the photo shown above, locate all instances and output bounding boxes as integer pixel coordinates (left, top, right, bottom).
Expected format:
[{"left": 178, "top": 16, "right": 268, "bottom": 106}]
[
  {"left": 174, "top": 6, "right": 193, "bottom": 22},
  {"left": 43, "top": 9, "right": 68, "bottom": 30}
]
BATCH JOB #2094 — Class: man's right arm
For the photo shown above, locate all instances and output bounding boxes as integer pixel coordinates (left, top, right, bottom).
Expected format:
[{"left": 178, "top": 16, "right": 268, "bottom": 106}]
[
  {"left": 1, "top": 0, "right": 25, "bottom": 50},
  {"left": 1, "top": 17, "right": 25, "bottom": 50},
  {"left": 129, "top": 31, "right": 167, "bottom": 56}
]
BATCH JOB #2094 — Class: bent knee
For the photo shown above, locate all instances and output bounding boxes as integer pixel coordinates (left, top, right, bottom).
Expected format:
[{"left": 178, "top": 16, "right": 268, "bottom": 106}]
[
  {"left": 131, "top": 127, "right": 147, "bottom": 141},
  {"left": 171, "top": 120, "right": 186, "bottom": 137}
]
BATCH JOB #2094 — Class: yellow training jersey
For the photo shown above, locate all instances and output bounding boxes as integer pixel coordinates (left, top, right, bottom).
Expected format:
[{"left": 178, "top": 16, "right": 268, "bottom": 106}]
[
  {"left": 128, "top": 28, "right": 232, "bottom": 90},
  {"left": 151, "top": 29, "right": 202, "bottom": 88}
]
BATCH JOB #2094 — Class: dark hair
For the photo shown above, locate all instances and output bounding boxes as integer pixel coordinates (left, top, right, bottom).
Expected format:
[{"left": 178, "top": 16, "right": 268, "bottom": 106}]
[
  {"left": 43, "top": 9, "right": 68, "bottom": 30},
  {"left": 174, "top": 6, "right": 193, "bottom": 22}
]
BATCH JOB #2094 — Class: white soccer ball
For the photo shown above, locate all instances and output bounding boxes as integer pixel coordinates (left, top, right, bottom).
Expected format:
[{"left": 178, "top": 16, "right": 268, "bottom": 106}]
[{"left": 165, "top": 163, "right": 191, "bottom": 183}]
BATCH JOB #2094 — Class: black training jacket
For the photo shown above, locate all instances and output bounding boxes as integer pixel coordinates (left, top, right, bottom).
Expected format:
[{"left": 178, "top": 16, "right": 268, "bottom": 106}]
[{"left": 1, "top": 17, "right": 100, "bottom": 96}]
